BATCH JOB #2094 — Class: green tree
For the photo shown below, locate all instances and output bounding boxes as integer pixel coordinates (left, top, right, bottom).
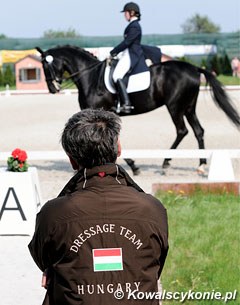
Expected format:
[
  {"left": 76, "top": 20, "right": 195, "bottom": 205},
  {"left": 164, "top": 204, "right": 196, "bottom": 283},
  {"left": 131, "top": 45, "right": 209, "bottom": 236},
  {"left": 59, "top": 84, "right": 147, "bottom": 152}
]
[
  {"left": 43, "top": 27, "right": 80, "bottom": 38},
  {"left": 0, "top": 68, "right": 3, "bottom": 86},
  {"left": 181, "top": 14, "right": 220, "bottom": 33},
  {"left": 200, "top": 58, "right": 207, "bottom": 69},
  {"left": 3, "top": 65, "right": 15, "bottom": 86},
  {"left": 209, "top": 55, "right": 221, "bottom": 75},
  {"left": 0, "top": 33, "right": 7, "bottom": 39},
  {"left": 219, "top": 54, "right": 232, "bottom": 75}
]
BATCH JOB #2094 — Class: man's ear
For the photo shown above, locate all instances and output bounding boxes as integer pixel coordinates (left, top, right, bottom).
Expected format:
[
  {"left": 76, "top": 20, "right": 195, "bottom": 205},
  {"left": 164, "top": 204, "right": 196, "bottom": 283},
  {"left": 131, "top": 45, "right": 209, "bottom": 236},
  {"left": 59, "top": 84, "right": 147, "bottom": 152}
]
[
  {"left": 117, "top": 139, "right": 122, "bottom": 157},
  {"left": 68, "top": 156, "right": 79, "bottom": 170}
]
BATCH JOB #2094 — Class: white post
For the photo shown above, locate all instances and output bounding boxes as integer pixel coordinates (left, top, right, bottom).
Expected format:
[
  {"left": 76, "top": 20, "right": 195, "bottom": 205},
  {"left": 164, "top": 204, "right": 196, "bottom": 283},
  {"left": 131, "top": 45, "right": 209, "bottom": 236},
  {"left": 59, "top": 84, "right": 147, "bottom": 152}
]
[
  {"left": 5, "top": 84, "right": 10, "bottom": 97},
  {"left": 64, "top": 89, "right": 71, "bottom": 95},
  {"left": 208, "top": 151, "right": 235, "bottom": 181}
]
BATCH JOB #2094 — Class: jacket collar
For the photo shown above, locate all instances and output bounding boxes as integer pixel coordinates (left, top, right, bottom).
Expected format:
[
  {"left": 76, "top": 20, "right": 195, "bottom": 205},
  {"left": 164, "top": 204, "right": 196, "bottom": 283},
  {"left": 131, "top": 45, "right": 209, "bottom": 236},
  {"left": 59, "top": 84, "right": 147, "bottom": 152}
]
[
  {"left": 129, "top": 16, "right": 138, "bottom": 23},
  {"left": 58, "top": 163, "right": 144, "bottom": 197}
]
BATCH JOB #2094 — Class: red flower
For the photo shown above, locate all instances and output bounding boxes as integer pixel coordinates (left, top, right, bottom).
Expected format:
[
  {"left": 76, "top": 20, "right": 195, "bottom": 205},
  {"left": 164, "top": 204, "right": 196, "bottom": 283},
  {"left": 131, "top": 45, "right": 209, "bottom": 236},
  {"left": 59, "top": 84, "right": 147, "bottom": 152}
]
[
  {"left": 12, "top": 148, "right": 21, "bottom": 159},
  {"left": 18, "top": 150, "right": 28, "bottom": 162},
  {"left": 8, "top": 148, "right": 29, "bottom": 172},
  {"left": 12, "top": 148, "right": 27, "bottom": 162}
]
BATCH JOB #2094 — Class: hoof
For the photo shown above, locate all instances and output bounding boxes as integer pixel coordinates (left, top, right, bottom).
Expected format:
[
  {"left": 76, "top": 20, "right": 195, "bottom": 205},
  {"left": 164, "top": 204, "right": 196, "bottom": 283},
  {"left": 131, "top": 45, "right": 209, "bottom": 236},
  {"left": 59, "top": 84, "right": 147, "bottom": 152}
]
[
  {"left": 133, "top": 168, "right": 140, "bottom": 176},
  {"left": 162, "top": 161, "right": 171, "bottom": 169},
  {"left": 197, "top": 164, "right": 205, "bottom": 175}
]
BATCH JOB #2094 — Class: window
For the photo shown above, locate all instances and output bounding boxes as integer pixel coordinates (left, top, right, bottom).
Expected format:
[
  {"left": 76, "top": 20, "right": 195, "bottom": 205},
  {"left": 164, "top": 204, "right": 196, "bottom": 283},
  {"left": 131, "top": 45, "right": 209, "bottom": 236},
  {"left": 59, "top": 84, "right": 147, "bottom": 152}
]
[{"left": 19, "top": 68, "right": 41, "bottom": 82}]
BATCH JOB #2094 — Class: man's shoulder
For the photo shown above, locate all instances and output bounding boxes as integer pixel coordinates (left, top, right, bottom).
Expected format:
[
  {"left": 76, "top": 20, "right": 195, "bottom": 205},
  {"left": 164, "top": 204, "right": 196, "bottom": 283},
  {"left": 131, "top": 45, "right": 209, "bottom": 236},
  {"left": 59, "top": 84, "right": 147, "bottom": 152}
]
[
  {"left": 138, "top": 191, "right": 166, "bottom": 212},
  {"left": 125, "top": 188, "right": 167, "bottom": 222},
  {"left": 38, "top": 196, "right": 69, "bottom": 219}
]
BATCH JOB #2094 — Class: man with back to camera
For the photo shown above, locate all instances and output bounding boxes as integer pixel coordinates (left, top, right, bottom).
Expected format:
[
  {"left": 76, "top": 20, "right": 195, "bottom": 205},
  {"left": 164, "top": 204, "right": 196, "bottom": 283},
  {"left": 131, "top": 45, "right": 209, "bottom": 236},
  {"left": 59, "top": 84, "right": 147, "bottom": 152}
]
[{"left": 28, "top": 108, "right": 168, "bottom": 305}]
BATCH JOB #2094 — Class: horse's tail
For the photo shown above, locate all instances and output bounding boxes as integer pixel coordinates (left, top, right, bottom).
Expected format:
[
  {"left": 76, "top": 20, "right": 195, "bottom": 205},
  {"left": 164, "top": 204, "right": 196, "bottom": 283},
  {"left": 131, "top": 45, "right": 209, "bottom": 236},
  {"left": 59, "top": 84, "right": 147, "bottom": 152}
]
[{"left": 198, "top": 67, "right": 240, "bottom": 128}]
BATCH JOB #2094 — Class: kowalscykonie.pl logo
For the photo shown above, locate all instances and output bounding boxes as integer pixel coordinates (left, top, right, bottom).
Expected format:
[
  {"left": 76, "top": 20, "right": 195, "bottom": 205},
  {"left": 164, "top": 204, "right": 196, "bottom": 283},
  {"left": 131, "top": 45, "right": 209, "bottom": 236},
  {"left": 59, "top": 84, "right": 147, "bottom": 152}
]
[{"left": 113, "top": 289, "right": 238, "bottom": 303}]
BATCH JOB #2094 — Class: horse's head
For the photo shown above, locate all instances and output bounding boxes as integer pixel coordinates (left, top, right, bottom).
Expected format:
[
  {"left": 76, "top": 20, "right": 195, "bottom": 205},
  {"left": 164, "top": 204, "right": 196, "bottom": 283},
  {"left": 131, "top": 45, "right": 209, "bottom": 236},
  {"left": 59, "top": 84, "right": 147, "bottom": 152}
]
[{"left": 36, "top": 46, "right": 63, "bottom": 94}]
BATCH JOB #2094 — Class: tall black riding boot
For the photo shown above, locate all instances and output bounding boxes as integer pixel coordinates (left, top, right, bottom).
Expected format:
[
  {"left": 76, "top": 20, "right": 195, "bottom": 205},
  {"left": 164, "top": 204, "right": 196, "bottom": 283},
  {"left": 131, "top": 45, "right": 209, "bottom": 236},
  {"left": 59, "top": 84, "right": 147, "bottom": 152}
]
[{"left": 116, "top": 79, "right": 133, "bottom": 114}]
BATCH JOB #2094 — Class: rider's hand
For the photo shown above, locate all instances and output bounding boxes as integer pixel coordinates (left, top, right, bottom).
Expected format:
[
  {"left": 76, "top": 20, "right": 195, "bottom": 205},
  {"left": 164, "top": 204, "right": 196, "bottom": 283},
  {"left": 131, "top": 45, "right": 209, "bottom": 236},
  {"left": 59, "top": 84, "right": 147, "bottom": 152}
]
[{"left": 107, "top": 55, "right": 113, "bottom": 66}]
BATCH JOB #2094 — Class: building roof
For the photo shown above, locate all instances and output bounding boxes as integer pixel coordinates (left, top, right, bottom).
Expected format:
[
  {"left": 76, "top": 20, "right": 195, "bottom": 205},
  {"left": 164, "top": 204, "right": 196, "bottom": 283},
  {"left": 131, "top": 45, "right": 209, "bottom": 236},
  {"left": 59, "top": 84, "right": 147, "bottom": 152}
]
[{"left": 15, "top": 54, "right": 41, "bottom": 65}]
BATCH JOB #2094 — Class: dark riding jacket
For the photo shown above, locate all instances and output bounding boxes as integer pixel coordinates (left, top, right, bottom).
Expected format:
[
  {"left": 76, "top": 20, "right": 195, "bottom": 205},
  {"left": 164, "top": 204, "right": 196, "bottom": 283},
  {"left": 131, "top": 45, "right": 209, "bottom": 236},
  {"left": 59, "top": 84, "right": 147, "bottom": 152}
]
[
  {"left": 28, "top": 164, "right": 168, "bottom": 305},
  {"left": 110, "top": 19, "right": 148, "bottom": 75}
]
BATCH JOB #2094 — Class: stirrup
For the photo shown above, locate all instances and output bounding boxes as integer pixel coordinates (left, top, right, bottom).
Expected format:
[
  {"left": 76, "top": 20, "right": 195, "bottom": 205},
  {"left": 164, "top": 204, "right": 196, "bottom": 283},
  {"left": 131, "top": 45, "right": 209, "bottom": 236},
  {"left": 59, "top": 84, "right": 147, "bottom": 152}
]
[
  {"left": 121, "top": 105, "right": 134, "bottom": 114},
  {"left": 115, "top": 101, "right": 134, "bottom": 114}
]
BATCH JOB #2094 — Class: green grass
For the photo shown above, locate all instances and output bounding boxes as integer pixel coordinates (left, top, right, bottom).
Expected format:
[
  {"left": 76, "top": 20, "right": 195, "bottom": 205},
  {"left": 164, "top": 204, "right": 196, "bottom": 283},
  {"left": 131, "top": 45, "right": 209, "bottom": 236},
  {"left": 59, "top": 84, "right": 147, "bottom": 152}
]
[
  {"left": 0, "top": 85, "right": 16, "bottom": 91},
  {"left": 0, "top": 82, "right": 77, "bottom": 91},
  {"left": 217, "top": 75, "right": 240, "bottom": 86},
  {"left": 156, "top": 191, "right": 240, "bottom": 304}
]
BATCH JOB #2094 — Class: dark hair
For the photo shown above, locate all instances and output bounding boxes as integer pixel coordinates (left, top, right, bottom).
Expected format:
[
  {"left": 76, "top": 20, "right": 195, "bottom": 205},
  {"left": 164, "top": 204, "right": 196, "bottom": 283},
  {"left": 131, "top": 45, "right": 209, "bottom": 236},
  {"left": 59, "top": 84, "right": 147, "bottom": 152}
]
[
  {"left": 61, "top": 109, "right": 121, "bottom": 169},
  {"left": 122, "top": 2, "right": 141, "bottom": 20},
  {"left": 130, "top": 10, "right": 141, "bottom": 20}
]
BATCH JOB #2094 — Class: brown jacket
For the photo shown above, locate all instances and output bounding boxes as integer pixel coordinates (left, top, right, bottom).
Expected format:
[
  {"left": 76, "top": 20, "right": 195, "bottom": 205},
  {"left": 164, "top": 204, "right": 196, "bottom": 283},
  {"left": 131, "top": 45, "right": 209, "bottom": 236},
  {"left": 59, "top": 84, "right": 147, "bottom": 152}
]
[{"left": 29, "top": 164, "right": 168, "bottom": 305}]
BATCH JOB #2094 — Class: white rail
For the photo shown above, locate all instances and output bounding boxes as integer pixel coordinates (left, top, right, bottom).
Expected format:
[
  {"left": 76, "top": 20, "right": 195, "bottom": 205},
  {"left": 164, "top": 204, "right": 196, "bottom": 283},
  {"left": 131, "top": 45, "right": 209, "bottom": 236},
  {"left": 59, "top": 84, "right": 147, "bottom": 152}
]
[
  {"left": 0, "top": 149, "right": 239, "bottom": 161},
  {"left": 121, "top": 149, "right": 240, "bottom": 159},
  {"left": 0, "top": 149, "right": 239, "bottom": 181}
]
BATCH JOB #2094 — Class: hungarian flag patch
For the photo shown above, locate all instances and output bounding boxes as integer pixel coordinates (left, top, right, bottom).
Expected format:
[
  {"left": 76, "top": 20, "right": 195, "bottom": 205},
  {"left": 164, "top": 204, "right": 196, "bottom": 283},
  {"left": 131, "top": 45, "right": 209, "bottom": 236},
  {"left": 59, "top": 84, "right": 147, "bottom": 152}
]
[{"left": 92, "top": 248, "right": 123, "bottom": 272}]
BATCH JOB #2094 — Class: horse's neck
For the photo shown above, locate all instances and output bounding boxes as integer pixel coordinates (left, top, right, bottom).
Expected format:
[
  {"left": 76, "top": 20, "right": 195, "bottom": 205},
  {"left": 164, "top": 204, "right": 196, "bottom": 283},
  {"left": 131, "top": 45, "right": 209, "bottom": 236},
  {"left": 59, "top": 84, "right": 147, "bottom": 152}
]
[
  {"left": 66, "top": 50, "right": 99, "bottom": 82},
  {"left": 69, "top": 58, "right": 105, "bottom": 99}
]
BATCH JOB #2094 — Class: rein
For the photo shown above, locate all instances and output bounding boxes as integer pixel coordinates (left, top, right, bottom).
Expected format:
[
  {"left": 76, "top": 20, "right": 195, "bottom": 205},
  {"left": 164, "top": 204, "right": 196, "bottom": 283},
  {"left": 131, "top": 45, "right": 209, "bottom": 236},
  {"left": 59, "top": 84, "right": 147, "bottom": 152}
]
[{"left": 57, "top": 61, "right": 104, "bottom": 90}]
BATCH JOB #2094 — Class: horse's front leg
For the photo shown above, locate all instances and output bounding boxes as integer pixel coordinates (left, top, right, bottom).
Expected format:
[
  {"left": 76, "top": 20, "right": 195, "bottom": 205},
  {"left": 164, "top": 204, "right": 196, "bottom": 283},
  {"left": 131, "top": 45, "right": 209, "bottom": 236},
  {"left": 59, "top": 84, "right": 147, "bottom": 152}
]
[
  {"left": 124, "top": 158, "right": 140, "bottom": 175},
  {"left": 162, "top": 126, "right": 189, "bottom": 168}
]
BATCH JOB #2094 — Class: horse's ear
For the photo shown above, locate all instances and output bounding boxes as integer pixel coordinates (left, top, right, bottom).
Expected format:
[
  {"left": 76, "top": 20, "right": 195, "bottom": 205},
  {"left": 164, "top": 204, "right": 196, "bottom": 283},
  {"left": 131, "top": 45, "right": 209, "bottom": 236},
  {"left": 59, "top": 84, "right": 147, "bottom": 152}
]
[{"left": 36, "top": 46, "right": 44, "bottom": 55}]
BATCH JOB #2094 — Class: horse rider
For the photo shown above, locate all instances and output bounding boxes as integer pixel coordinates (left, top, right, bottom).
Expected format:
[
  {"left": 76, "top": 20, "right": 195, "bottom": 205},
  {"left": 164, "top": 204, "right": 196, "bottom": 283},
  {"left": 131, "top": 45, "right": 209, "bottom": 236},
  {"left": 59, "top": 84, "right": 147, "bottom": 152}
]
[{"left": 109, "top": 2, "right": 149, "bottom": 114}]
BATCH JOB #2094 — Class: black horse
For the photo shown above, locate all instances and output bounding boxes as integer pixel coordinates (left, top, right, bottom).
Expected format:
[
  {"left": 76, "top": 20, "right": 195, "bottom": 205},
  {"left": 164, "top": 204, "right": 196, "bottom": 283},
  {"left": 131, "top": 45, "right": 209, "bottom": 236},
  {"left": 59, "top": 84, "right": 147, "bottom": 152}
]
[{"left": 36, "top": 45, "right": 240, "bottom": 174}]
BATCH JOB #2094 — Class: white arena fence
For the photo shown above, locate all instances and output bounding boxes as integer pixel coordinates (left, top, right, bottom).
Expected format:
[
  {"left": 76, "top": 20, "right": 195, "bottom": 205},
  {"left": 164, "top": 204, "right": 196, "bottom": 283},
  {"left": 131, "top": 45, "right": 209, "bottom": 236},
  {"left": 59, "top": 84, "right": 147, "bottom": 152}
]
[{"left": 0, "top": 149, "right": 239, "bottom": 182}]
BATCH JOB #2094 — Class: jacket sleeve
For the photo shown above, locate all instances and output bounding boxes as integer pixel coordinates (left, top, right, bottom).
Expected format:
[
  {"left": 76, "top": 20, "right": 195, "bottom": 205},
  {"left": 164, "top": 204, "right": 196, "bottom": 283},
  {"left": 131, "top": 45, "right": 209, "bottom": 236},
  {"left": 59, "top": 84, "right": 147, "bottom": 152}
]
[
  {"left": 158, "top": 233, "right": 169, "bottom": 278},
  {"left": 110, "top": 24, "right": 141, "bottom": 56},
  {"left": 156, "top": 206, "right": 169, "bottom": 278},
  {"left": 28, "top": 204, "right": 59, "bottom": 272}
]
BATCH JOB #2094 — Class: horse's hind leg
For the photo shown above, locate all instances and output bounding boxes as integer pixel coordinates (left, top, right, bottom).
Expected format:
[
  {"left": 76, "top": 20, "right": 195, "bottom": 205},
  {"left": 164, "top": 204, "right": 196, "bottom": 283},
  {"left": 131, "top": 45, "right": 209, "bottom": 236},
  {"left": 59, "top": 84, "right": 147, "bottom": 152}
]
[
  {"left": 124, "top": 158, "right": 140, "bottom": 175},
  {"left": 185, "top": 110, "right": 206, "bottom": 172},
  {"left": 162, "top": 114, "right": 188, "bottom": 168}
]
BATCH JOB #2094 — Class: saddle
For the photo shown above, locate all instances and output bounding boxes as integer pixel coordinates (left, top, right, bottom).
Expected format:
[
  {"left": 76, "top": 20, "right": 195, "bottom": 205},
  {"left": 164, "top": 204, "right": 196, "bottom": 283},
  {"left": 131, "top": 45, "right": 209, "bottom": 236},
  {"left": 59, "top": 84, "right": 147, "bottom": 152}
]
[{"left": 104, "top": 58, "right": 151, "bottom": 94}]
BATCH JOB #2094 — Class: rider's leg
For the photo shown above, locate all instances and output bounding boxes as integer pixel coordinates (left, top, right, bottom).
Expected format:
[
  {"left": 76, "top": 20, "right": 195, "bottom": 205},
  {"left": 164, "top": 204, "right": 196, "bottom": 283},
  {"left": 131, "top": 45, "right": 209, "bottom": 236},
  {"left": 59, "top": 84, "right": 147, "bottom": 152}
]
[
  {"left": 112, "top": 50, "right": 133, "bottom": 113},
  {"left": 116, "top": 78, "right": 133, "bottom": 114}
]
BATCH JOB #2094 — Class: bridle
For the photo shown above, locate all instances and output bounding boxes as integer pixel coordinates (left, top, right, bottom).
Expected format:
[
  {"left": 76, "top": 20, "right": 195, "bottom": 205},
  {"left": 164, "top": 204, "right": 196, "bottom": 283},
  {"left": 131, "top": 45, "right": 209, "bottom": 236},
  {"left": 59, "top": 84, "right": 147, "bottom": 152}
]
[
  {"left": 41, "top": 55, "right": 62, "bottom": 91},
  {"left": 42, "top": 54, "right": 103, "bottom": 91}
]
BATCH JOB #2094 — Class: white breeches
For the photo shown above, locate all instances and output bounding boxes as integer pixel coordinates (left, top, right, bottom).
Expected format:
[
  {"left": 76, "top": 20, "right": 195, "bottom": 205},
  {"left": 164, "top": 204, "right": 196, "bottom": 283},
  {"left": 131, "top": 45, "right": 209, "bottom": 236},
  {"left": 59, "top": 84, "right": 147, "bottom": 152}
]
[{"left": 112, "top": 49, "right": 131, "bottom": 83}]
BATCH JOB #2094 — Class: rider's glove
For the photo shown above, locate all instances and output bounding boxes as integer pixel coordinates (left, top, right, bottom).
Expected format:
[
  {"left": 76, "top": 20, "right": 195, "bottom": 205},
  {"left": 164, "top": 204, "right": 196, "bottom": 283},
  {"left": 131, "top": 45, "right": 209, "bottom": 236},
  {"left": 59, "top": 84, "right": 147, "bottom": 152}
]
[{"left": 107, "top": 55, "right": 115, "bottom": 66}]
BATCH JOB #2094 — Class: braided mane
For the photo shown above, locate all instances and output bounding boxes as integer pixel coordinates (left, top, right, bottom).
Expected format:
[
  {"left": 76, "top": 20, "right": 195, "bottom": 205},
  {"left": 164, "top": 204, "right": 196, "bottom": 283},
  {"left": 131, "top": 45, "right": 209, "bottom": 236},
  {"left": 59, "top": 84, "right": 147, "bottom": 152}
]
[{"left": 56, "top": 44, "right": 99, "bottom": 60}]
